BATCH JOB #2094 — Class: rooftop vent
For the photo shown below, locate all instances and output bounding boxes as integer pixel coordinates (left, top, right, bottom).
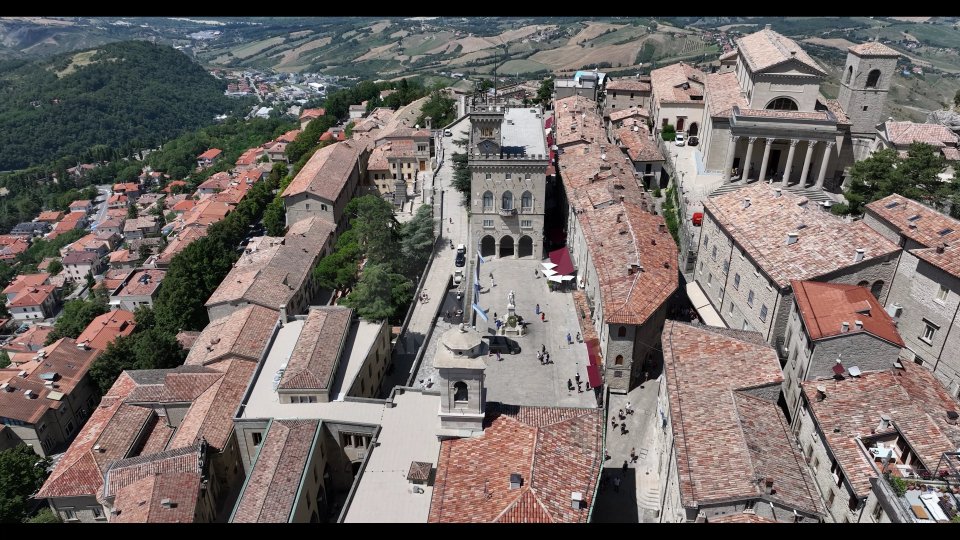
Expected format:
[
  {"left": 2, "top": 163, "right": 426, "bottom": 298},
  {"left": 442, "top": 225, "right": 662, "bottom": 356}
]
[
  {"left": 854, "top": 320, "right": 863, "bottom": 330},
  {"left": 18, "top": 370, "right": 27, "bottom": 378},
  {"left": 877, "top": 414, "right": 892, "bottom": 431},
  {"left": 841, "top": 321, "right": 850, "bottom": 333},
  {"left": 0, "top": 383, "right": 11, "bottom": 392},
  {"left": 797, "top": 198, "right": 808, "bottom": 208},
  {"left": 816, "top": 385, "right": 827, "bottom": 401},
  {"left": 23, "top": 389, "right": 35, "bottom": 399},
  {"left": 786, "top": 232, "right": 798, "bottom": 246},
  {"left": 936, "top": 243, "right": 947, "bottom": 254},
  {"left": 764, "top": 478, "right": 775, "bottom": 495},
  {"left": 510, "top": 473, "right": 523, "bottom": 490},
  {"left": 774, "top": 188, "right": 782, "bottom": 198},
  {"left": 160, "top": 498, "right": 176, "bottom": 509},
  {"left": 742, "top": 198, "right": 751, "bottom": 209},
  {"left": 854, "top": 248, "right": 865, "bottom": 263},
  {"left": 93, "top": 444, "right": 104, "bottom": 452},
  {"left": 848, "top": 366, "right": 862, "bottom": 377},
  {"left": 571, "top": 491, "right": 585, "bottom": 510},
  {"left": 907, "top": 214, "right": 921, "bottom": 222}
]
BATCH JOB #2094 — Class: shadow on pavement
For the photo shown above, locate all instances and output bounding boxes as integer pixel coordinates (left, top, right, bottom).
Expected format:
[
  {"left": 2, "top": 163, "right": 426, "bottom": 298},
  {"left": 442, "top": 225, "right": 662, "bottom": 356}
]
[{"left": 591, "top": 467, "right": 639, "bottom": 523}]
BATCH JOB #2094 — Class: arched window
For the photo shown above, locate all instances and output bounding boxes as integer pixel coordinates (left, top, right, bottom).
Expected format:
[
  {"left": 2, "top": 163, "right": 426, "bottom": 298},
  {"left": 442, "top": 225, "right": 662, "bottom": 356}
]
[
  {"left": 618, "top": 326, "right": 627, "bottom": 337},
  {"left": 482, "top": 191, "right": 493, "bottom": 211},
  {"left": 521, "top": 191, "right": 533, "bottom": 210},
  {"left": 766, "top": 97, "right": 799, "bottom": 111},
  {"left": 501, "top": 191, "right": 514, "bottom": 211},
  {"left": 866, "top": 69, "right": 881, "bottom": 89},
  {"left": 615, "top": 355, "right": 624, "bottom": 365},
  {"left": 870, "top": 280, "right": 884, "bottom": 300},
  {"left": 453, "top": 381, "right": 468, "bottom": 402},
  {"left": 844, "top": 66, "right": 853, "bottom": 85},
  {"left": 857, "top": 280, "right": 869, "bottom": 288}
]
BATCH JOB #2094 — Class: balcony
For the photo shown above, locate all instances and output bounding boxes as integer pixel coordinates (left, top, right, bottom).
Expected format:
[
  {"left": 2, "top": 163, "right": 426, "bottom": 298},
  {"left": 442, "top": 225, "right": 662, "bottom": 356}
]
[{"left": 498, "top": 207, "right": 517, "bottom": 217}]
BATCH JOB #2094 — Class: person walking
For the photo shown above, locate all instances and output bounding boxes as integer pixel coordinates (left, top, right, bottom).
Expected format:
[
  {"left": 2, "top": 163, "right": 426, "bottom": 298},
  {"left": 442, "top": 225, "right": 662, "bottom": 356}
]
[
  {"left": 622, "top": 460, "right": 629, "bottom": 474},
  {"left": 540, "top": 312, "right": 545, "bottom": 322},
  {"left": 541, "top": 344, "right": 546, "bottom": 354},
  {"left": 534, "top": 268, "right": 539, "bottom": 279},
  {"left": 545, "top": 352, "right": 550, "bottom": 364},
  {"left": 567, "top": 332, "right": 572, "bottom": 345},
  {"left": 613, "top": 476, "right": 621, "bottom": 492},
  {"left": 568, "top": 379, "right": 575, "bottom": 392},
  {"left": 630, "top": 447, "right": 637, "bottom": 463},
  {"left": 496, "top": 351, "right": 502, "bottom": 362},
  {"left": 535, "top": 303, "right": 540, "bottom": 315},
  {"left": 576, "top": 332, "right": 581, "bottom": 342},
  {"left": 620, "top": 422, "right": 627, "bottom": 435},
  {"left": 626, "top": 401, "right": 633, "bottom": 414},
  {"left": 575, "top": 373, "right": 581, "bottom": 385}
]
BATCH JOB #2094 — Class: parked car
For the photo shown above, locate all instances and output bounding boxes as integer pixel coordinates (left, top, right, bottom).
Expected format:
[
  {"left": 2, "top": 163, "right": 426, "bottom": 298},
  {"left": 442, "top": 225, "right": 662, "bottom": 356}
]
[
  {"left": 688, "top": 135, "right": 699, "bottom": 147},
  {"left": 483, "top": 335, "right": 521, "bottom": 354},
  {"left": 455, "top": 252, "right": 466, "bottom": 267},
  {"left": 456, "top": 244, "right": 466, "bottom": 254},
  {"left": 444, "top": 129, "right": 453, "bottom": 137},
  {"left": 453, "top": 268, "right": 464, "bottom": 286},
  {"left": 675, "top": 133, "right": 686, "bottom": 146}
]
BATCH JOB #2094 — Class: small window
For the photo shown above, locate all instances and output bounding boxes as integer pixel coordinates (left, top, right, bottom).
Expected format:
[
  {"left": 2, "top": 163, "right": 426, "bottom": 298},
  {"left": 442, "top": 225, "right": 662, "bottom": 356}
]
[
  {"left": 747, "top": 290, "right": 755, "bottom": 307},
  {"left": 699, "top": 262, "right": 704, "bottom": 274},
  {"left": 704, "top": 235, "right": 709, "bottom": 249},
  {"left": 505, "top": 172, "right": 512, "bottom": 180},
  {"left": 485, "top": 172, "right": 492, "bottom": 180},
  {"left": 733, "top": 273, "right": 741, "bottom": 290},
  {"left": 320, "top": 204, "right": 328, "bottom": 211},
  {"left": 722, "top": 261, "right": 729, "bottom": 275},
  {"left": 524, "top": 173, "right": 531, "bottom": 180},
  {"left": 719, "top": 286, "right": 724, "bottom": 297},
  {"left": 482, "top": 191, "right": 494, "bottom": 211},
  {"left": 63, "top": 508, "right": 77, "bottom": 521},
  {"left": 711, "top": 246, "right": 717, "bottom": 260},
  {"left": 922, "top": 320, "right": 937, "bottom": 344},
  {"left": 252, "top": 432, "right": 263, "bottom": 446},
  {"left": 305, "top": 203, "right": 310, "bottom": 210},
  {"left": 707, "top": 273, "right": 713, "bottom": 287},
  {"left": 520, "top": 220, "right": 532, "bottom": 228},
  {"left": 872, "top": 502, "right": 883, "bottom": 521},
  {"left": 862, "top": 105, "right": 868, "bottom": 112},
  {"left": 483, "top": 219, "right": 494, "bottom": 229},
  {"left": 614, "top": 370, "right": 623, "bottom": 378},
  {"left": 937, "top": 285, "right": 949, "bottom": 303},
  {"left": 760, "top": 304, "right": 768, "bottom": 322},
  {"left": 615, "top": 354, "right": 624, "bottom": 365},
  {"left": 866, "top": 69, "right": 881, "bottom": 88},
  {"left": 454, "top": 381, "right": 468, "bottom": 402},
  {"left": 618, "top": 326, "right": 627, "bottom": 337},
  {"left": 92, "top": 506, "right": 104, "bottom": 519}
]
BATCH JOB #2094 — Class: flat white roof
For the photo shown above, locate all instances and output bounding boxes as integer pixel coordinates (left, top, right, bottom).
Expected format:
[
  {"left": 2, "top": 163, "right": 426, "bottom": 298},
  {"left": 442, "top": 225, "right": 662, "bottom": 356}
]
[
  {"left": 502, "top": 108, "right": 548, "bottom": 157},
  {"left": 240, "top": 318, "right": 385, "bottom": 425},
  {"left": 343, "top": 389, "right": 441, "bottom": 523}
]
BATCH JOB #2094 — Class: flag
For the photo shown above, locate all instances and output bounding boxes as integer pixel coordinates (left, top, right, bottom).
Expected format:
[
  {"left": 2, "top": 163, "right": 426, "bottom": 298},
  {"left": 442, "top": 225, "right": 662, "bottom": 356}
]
[
  {"left": 477, "top": 251, "right": 485, "bottom": 264},
  {"left": 472, "top": 303, "right": 489, "bottom": 322}
]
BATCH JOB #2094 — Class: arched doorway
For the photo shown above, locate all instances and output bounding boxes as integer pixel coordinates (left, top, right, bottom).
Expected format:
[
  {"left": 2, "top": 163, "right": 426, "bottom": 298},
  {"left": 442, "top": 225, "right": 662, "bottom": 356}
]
[
  {"left": 499, "top": 236, "right": 515, "bottom": 258},
  {"left": 518, "top": 235, "right": 533, "bottom": 258},
  {"left": 688, "top": 122, "right": 698, "bottom": 137},
  {"left": 480, "top": 235, "right": 496, "bottom": 258},
  {"left": 870, "top": 280, "right": 884, "bottom": 300},
  {"left": 676, "top": 117, "right": 685, "bottom": 132}
]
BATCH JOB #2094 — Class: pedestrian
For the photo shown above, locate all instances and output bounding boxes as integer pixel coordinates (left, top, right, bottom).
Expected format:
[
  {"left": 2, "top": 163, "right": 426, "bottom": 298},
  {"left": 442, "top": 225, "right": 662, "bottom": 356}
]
[
  {"left": 545, "top": 352, "right": 550, "bottom": 364},
  {"left": 493, "top": 311, "right": 497, "bottom": 320},
  {"left": 541, "top": 312, "right": 545, "bottom": 322},
  {"left": 534, "top": 268, "right": 539, "bottom": 279},
  {"left": 535, "top": 303, "right": 540, "bottom": 315},
  {"left": 620, "top": 422, "right": 627, "bottom": 435},
  {"left": 630, "top": 447, "right": 637, "bottom": 462},
  {"left": 537, "top": 351, "right": 543, "bottom": 364},
  {"left": 576, "top": 332, "right": 581, "bottom": 342},
  {"left": 611, "top": 419, "right": 618, "bottom": 429},
  {"left": 613, "top": 476, "right": 621, "bottom": 492},
  {"left": 618, "top": 409, "right": 625, "bottom": 420},
  {"left": 622, "top": 460, "right": 629, "bottom": 474},
  {"left": 577, "top": 382, "right": 583, "bottom": 393},
  {"left": 604, "top": 450, "right": 611, "bottom": 461},
  {"left": 495, "top": 319, "right": 502, "bottom": 330},
  {"left": 626, "top": 401, "right": 633, "bottom": 414},
  {"left": 496, "top": 351, "right": 502, "bottom": 362},
  {"left": 541, "top": 344, "right": 546, "bottom": 354},
  {"left": 568, "top": 379, "right": 575, "bottom": 391},
  {"left": 575, "top": 373, "right": 581, "bottom": 384},
  {"left": 567, "top": 332, "right": 572, "bottom": 344}
]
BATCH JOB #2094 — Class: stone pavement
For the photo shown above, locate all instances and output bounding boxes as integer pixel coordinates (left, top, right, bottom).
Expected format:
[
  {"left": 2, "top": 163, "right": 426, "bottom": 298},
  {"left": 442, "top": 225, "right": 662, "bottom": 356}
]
[{"left": 592, "top": 378, "right": 663, "bottom": 523}]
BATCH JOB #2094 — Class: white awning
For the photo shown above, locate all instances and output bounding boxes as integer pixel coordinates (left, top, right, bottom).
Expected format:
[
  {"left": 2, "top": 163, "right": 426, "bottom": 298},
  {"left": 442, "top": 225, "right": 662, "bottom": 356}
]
[
  {"left": 542, "top": 268, "right": 558, "bottom": 277},
  {"left": 541, "top": 262, "right": 557, "bottom": 270},
  {"left": 560, "top": 275, "right": 575, "bottom": 281},
  {"left": 685, "top": 281, "right": 727, "bottom": 328},
  {"left": 547, "top": 275, "right": 563, "bottom": 283}
]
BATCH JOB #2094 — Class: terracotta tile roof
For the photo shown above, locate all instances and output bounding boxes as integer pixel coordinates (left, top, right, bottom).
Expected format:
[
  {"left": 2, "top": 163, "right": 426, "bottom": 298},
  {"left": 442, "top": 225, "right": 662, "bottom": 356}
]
[
  {"left": 282, "top": 139, "right": 364, "bottom": 200},
  {"left": 3, "top": 273, "right": 50, "bottom": 296},
  {"left": 10, "top": 284, "right": 55, "bottom": 308},
  {"left": 661, "top": 321, "right": 823, "bottom": 516},
  {"left": 167, "top": 358, "right": 256, "bottom": 450},
  {"left": 2, "top": 325, "right": 52, "bottom": 353},
  {"left": 162, "top": 180, "right": 189, "bottom": 194},
  {"left": 705, "top": 71, "right": 747, "bottom": 117},
  {"left": 865, "top": 193, "right": 960, "bottom": 248},
  {"left": 197, "top": 171, "right": 233, "bottom": 192},
  {"left": 176, "top": 331, "right": 201, "bottom": 351},
  {"left": 801, "top": 362, "right": 960, "bottom": 497},
  {"left": 650, "top": 62, "right": 705, "bottom": 104},
  {"left": 124, "top": 366, "right": 222, "bottom": 406},
  {"left": 0, "top": 238, "right": 29, "bottom": 259},
  {"left": 36, "top": 372, "right": 140, "bottom": 498},
  {"left": 942, "top": 147, "right": 960, "bottom": 161},
  {"left": 279, "top": 307, "right": 351, "bottom": 390},
  {"left": 113, "top": 269, "right": 165, "bottom": 298},
  {"left": 367, "top": 144, "right": 390, "bottom": 171},
  {"left": 792, "top": 280, "right": 904, "bottom": 346},
  {"left": 912, "top": 243, "right": 960, "bottom": 280},
  {"left": 881, "top": 120, "right": 959, "bottom": 148},
  {"left": 102, "top": 268, "right": 131, "bottom": 292},
  {"left": 235, "top": 147, "right": 264, "bottom": 167},
  {"left": 0, "top": 338, "right": 99, "bottom": 423},
  {"left": 614, "top": 125, "right": 664, "bottom": 163},
  {"left": 848, "top": 41, "right": 900, "bottom": 57},
  {"left": 103, "top": 443, "right": 203, "bottom": 499},
  {"left": 123, "top": 215, "right": 158, "bottom": 234},
  {"left": 157, "top": 227, "right": 208, "bottom": 266},
  {"left": 37, "top": 210, "right": 64, "bottom": 223},
  {"left": 609, "top": 106, "right": 649, "bottom": 123},
  {"left": 76, "top": 310, "right": 136, "bottom": 351},
  {"left": 718, "top": 48, "right": 739, "bottom": 62},
  {"left": 554, "top": 95, "right": 607, "bottom": 148},
  {"left": 197, "top": 148, "right": 222, "bottom": 160},
  {"left": 428, "top": 404, "right": 603, "bottom": 523},
  {"left": 231, "top": 420, "right": 320, "bottom": 523},
  {"left": 69, "top": 199, "right": 93, "bottom": 210},
  {"left": 276, "top": 129, "right": 301, "bottom": 144},
  {"left": 736, "top": 28, "right": 826, "bottom": 76},
  {"left": 734, "top": 108, "right": 832, "bottom": 121},
  {"left": 605, "top": 79, "right": 651, "bottom": 93},
  {"left": 706, "top": 183, "right": 900, "bottom": 288},
  {"left": 176, "top": 198, "right": 232, "bottom": 230},
  {"left": 820, "top": 98, "right": 850, "bottom": 125},
  {"left": 110, "top": 470, "right": 201, "bottom": 523},
  {"left": 205, "top": 217, "right": 334, "bottom": 310},
  {"left": 61, "top": 250, "right": 99, "bottom": 266},
  {"left": 171, "top": 199, "right": 196, "bottom": 213},
  {"left": 108, "top": 249, "right": 137, "bottom": 264},
  {"left": 184, "top": 304, "right": 278, "bottom": 366},
  {"left": 112, "top": 182, "right": 140, "bottom": 194},
  {"left": 299, "top": 108, "right": 325, "bottom": 120},
  {"left": 709, "top": 512, "right": 777, "bottom": 523}
]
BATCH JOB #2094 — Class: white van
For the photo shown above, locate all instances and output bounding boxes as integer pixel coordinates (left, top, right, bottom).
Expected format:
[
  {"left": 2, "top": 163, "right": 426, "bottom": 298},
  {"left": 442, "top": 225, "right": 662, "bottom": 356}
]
[{"left": 456, "top": 244, "right": 466, "bottom": 254}]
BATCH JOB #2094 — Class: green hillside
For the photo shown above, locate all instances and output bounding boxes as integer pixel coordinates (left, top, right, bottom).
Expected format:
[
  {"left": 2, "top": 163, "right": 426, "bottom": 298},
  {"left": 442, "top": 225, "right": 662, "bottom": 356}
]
[{"left": 0, "top": 40, "right": 246, "bottom": 171}]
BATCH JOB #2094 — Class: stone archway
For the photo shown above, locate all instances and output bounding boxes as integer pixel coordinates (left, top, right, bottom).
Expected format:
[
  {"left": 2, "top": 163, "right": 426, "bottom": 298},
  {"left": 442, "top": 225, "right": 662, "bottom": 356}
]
[
  {"left": 499, "top": 235, "right": 515, "bottom": 258},
  {"left": 518, "top": 235, "right": 533, "bottom": 258},
  {"left": 481, "top": 235, "right": 496, "bottom": 258},
  {"left": 688, "top": 122, "right": 698, "bottom": 137}
]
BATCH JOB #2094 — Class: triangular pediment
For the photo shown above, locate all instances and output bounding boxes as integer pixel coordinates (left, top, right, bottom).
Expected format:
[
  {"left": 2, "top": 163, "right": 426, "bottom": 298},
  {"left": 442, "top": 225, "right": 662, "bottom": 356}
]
[{"left": 757, "top": 57, "right": 825, "bottom": 77}]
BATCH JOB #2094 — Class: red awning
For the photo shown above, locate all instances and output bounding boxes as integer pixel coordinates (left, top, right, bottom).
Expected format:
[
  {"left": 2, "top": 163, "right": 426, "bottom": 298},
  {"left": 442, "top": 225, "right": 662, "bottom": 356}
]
[
  {"left": 587, "top": 364, "right": 602, "bottom": 389},
  {"left": 548, "top": 247, "right": 575, "bottom": 276}
]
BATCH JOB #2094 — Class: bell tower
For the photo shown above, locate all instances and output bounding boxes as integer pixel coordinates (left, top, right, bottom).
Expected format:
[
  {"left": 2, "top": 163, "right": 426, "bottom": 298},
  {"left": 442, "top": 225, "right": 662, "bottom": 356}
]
[
  {"left": 470, "top": 106, "right": 504, "bottom": 156},
  {"left": 435, "top": 326, "right": 487, "bottom": 436},
  {"left": 838, "top": 42, "right": 899, "bottom": 140}
]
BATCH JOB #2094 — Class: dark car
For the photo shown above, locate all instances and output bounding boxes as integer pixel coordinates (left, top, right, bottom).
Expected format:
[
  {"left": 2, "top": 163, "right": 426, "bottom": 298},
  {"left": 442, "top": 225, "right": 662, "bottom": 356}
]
[
  {"left": 483, "top": 335, "right": 521, "bottom": 354},
  {"left": 688, "top": 135, "right": 699, "bottom": 147},
  {"left": 455, "top": 252, "right": 466, "bottom": 267}
]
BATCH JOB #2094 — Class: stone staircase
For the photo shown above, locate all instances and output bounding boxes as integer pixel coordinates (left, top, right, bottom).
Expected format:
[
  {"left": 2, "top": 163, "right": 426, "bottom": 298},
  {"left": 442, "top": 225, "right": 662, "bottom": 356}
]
[
  {"left": 707, "top": 179, "right": 841, "bottom": 205},
  {"left": 638, "top": 482, "right": 661, "bottom": 510}
]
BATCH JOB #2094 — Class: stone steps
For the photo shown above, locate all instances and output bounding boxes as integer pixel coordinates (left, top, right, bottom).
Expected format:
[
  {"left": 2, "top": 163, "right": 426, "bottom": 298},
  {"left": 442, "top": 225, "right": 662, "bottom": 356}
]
[{"left": 708, "top": 180, "right": 840, "bottom": 206}]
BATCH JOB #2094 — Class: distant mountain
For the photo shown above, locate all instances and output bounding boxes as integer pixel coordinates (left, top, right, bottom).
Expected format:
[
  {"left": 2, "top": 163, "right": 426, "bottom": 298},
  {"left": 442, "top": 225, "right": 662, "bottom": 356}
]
[{"left": 0, "top": 40, "right": 243, "bottom": 171}]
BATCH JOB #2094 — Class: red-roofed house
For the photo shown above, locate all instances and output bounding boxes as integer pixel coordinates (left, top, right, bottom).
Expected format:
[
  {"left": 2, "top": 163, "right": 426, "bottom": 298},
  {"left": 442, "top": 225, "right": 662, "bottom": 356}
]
[
  {"left": 9, "top": 284, "right": 58, "bottom": 321},
  {"left": 69, "top": 200, "right": 94, "bottom": 214},
  {"left": 604, "top": 76, "right": 652, "bottom": 114},
  {"left": 3, "top": 273, "right": 50, "bottom": 303},
  {"left": 62, "top": 250, "right": 105, "bottom": 282},
  {"left": 782, "top": 280, "right": 905, "bottom": 421},
  {"left": 235, "top": 147, "right": 265, "bottom": 169},
  {"left": 76, "top": 310, "right": 135, "bottom": 351},
  {"left": 2, "top": 325, "right": 52, "bottom": 355},
  {"left": 197, "top": 171, "right": 233, "bottom": 195},
  {"left": 107, "top": 193, "right": 129, "bottom": 209},
  {"left": 0, "top": 338, "right": 100, "bottom": 457},
  {"left": 162, "top": 180, "right": 189, "bottom": 194},
  {"left": 37, "top": 210, "right": 64, "bottom": 223},
  {"left": 658, "top": 321, "right": 825, "bottom": 523},
  {"left": 0, "top": 237, "right": 30, "bottom": 261},
  {"left": 282, "top": 139, "right": 368, "bottom": 232},
  {"left": 109, "top": 269, "right": 165, "bottom": 311},
  {"left": 112, "top": 182, "right": 141, "bottom": 200},
  {"left": 875, "top": 120, "right": 960, "bottom": 162},
  {"left": 299, "top": 108, "right": 326, "bottom": 130},
  {"left": 108, "top": 248, "right": 139, "bottom": 270},
  {"left": 197, "top": 148, "right": 222, "bottom": 169}
]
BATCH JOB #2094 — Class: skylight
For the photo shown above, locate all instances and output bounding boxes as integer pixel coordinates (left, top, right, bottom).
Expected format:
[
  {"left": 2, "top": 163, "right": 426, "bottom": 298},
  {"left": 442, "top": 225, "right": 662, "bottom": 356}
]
[
  {"left": 907, "top": 215, "right": 921, "bottom": 222},
  {"left": 939, "top": 228, "right": 953, "bottom": 236},
  {"left": 884, "top": 201, "right": 899, "bottom": 209}
]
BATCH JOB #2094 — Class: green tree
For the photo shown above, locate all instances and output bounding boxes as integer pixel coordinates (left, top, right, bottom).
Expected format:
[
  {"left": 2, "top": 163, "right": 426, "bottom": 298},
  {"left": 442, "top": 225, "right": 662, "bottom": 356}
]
[
  {"left": 954, "top": 89, "right": 960, "bottom": 108},
  {"left": 398, "top": 204, "right": 435, "bottom": 278},
  {"left": 451, "top": 152, "right": 471, "bottom": 203},
  {"left": 0, "top": 350, "right": 10, "bottom": 369},
  {"left": 45, "top": 295, "right": 108, "bottom": 344},
  {"left": 0, "top": 445, "right": 51, "bottom": 523},
  {"left": 46, "top": 259, "right": 63, "bottom": 275},
  {"left": 342, "top": 263, "right": 413, "bottom": 322},
  {"left": 534, "top": 77, "right": 554, "bottom": 107},
  {"left": 263, "top": 197, "right": 287, "bottom": 237},
  {"left": 25, "top": 508, "right": 62, "bottom": 523},
  {"left": 312, "top": 229, "right": 362, "bottom": 290},
  {"left": 88, "top": 335, "right": 137, "bottom": 394},
  {"left": 344, "top": 195, "right": 399, "bottom": 266},
  {"left": 416, "top": 89, "right": 455, "bottom": 128},
  {"left": 843, "top": 143, "right": 948, "bottom": 215},
  {"left": 661, "top": 123, "right": 676, "bottom": 142},
  {"left": 127, "top": 203, "right": 138, "bottom": 219}
]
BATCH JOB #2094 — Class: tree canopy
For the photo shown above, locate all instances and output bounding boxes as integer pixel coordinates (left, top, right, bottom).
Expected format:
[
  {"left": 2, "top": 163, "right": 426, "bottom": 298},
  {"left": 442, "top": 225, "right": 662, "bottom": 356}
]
[
  {"left": 45, "top": 294, "right": 108, "bottom": 345},
  {"left": 840, "top": 142, "right": 949, "bottom": 215},
  {"left": 0, "top": 445, "right": 51, "bottom": 523},
  {"left": 417, "top": 89, "right": 456, "bottom": 128}
]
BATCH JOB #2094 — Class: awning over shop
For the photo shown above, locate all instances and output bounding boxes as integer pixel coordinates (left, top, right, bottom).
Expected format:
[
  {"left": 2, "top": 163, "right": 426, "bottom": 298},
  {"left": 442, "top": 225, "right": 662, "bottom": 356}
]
[
  {"left": 587, "top": 364, "right": 602, "bottom": 389},
  {"left": 685, "top": 281, "right": 727, "bottom": 328},
  {"left": 548, "top": 247, "right": 575, "bottom": 276}
]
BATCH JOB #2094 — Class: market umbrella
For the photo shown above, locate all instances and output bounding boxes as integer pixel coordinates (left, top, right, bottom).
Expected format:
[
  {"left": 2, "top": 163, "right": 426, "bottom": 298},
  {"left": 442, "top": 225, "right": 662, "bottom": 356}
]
[
  {"left": 547, "top": 275, "right": 563, "bottom": 283},
  {"left": 541, "top": 262, "right": 557, "bottom": 270},
  {"left": 560, "top": 275, "right": 575, "bottom": 281},
  {"left": 542, "top": 268, "right": 558, "bottom": 277}
]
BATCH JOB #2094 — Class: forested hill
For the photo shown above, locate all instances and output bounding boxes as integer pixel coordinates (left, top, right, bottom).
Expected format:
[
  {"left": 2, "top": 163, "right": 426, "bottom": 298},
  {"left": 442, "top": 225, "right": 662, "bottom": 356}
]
[{"left": 0, "top": 40, "right": 244, "bottom": 171}]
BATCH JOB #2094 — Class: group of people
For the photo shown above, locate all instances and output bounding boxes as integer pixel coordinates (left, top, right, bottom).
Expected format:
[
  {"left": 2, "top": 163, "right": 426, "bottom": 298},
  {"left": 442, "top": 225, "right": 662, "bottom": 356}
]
[
  {"left": 537, "top": 343, "right": 552, "bottom": 365},
  {"left": 566, "top": 371, "right": 589, "bottom": 393},
  {"left": 611, "top": 401, "right": 634, "bottom": 435}
]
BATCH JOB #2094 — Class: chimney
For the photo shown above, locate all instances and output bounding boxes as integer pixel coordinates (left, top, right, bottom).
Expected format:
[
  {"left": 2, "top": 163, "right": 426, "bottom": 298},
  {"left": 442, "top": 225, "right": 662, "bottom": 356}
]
[
  {"left": 774, "top": 188, "right": 782, "bottom": 198},
  {"left": 877, "top": 414, "right": 892, "bottom": 431},
  {"left": 571, "top": 491, "right": 585, "bottom": 510},
  {"left": 841, "top": 321, "right": 850, "bottom": 333},
  {"left": 279, "top": 304, "right": 288, "bottom": 323},
  {"left": 854, "top": 248, "right": 865, "bottom": 263},
  {"left": 937, "top": 243, "right": 946, "bottom": 254},
  {"left": 816, "top": 385, "right": 827, "bottom": 401},
  {"left": 658, "top": 223, "right": 666, "bottom": 233},
  {"left": 695, "top": 512, "right": 707, "bottom": 523},
  {"left": 510, "top": 473, "right": 522, "bottom": 490},
  {"left": 854, "top": 320, "right": 863, "bottom": 330},
  {"left": 764, "top": 24, "right": 772, "bottom": 30},
  {"left": 786, "top": 232, "right": 798, "bottom": 245},
  {"left": 616, "top": 213, "right": 623, "bottom": 223},
  {"left": 764, "top": 477, "right": 775, "bottom": 495},
  {"left": 160, "top": 498, "right": 175, "bottom": 509},
  {"left": 742, "top": 198, "right": 751, "bottom": 209}
]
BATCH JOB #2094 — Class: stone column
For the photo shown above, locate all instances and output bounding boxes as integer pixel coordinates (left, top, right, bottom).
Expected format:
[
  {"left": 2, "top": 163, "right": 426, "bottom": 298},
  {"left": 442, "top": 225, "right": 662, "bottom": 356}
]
[
  {"left": 781, "top": 139, "right": 799, "bottom": 187},
  {"left": 814, "top": 141, "right": 835, "bottom": 190},
  {"left": 743, "top": 137, "right": 757, "bottom": 181},
  {"left": 757, "top": 138, "right": 774, "bottom": 183},
  {"left": 799, "top": 141, "right": 817, "bottom": 188},
  {"left": 722, "top": 134, "right": 740, "bottom": 184}
]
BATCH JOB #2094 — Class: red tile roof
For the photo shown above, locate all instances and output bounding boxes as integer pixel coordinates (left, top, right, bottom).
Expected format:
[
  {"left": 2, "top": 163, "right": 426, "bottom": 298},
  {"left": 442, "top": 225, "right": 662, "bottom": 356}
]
[
  {"left": 2, "top": 325, "right": 52, "bottom": 354},
  {"left": 110, "top": 470, "right": 201, "bottom": 523},
  {"left": 661, "top": 321, "right": 824, "bottom": 516},
  {"left": 609, "top": 106, "right": 649, "bottom": 123},
  {"left": 3, "top": 273, "right": 50, "bottom": 296},
  {"left": 184, "top": 304, "right": 278, "bottom": 367},
  {"left": 801, "top": 362, "right": 960, "bottom": 497},
  {"left": 282, "top": 139, "right": 364, "bottom": 200},
  {"left": 231, "top": 420, "right": 320, "bottom": 523},
  {"left": 605, "top": 79, "right": 651, "bottom": 93},
  {"left": 279, "top": 307, "right": 351, "bottom": 390},
  {"left": 705, "top": 70, "right": 748, "bottom": 117},
  {"left": 113, "top": 269, "right": 165, "bottom": 298},
  {"left": 37, "top": 210, "right": 64, "bottom": 223},
  {"left": 651, "top": 62, "right": 705, "bottom": 104},
  {"left": 197, "top": 148, "right": 222, "bottom": 160},
  {"left": 76, "top": 310, "right": 136, "bottom": 351},
  {"left": 162, "top": 180, "right": 188, "bottom": 194},
  {"left": 848, "top": 41, "right": 900, "bottom": 57},
  {"left": 865, "top": 194, "right": 960, "bottom": 248},
  {"left": 614, "top": 125, "right": 664, "bottom": 163},
  {"left": 736, "top": 28, "right": 826, "bottom": 76},
  {"left": 428, "top": 405, "right": 603, "bottom": 523},
  {"left": 299, "top": 108, "right": 326, "bottom": 120},
  {"left": 880, "top": 120, "right": 959, "bottom": 149},
  {"left": 69, "top": 200, "right": 93, "bottom": 210},
  {"left": 792, "top": 280, "right": 904, "bottom": 346},
  {"left": 706, "top": 183, "right": 901, "bottom": 288},
  {"left": 167, "top": 358, "right": 256, "bottom": 450},
  {"left": 235, "top": 147, "right": 264, "bottom": 167},
  {"left": 10, "top": 284, "right": 55, "bottom": 308}
]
